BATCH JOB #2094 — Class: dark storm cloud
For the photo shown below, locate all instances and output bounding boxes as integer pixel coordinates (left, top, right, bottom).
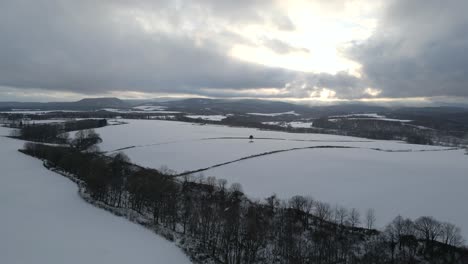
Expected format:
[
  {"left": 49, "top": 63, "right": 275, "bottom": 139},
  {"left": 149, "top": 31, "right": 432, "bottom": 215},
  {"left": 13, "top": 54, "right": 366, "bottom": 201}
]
[
  {"left": 348, "top": 0, "right": 468, "bottom": 98},
  {"left": 0, "top": 0, "right": 361, "bottom": 99},
  {"left": 3, "top": 0, "right": 468, "bottom": 101},
  {"left": 0, "top": 0, "right": 293, "bottom": 95}
]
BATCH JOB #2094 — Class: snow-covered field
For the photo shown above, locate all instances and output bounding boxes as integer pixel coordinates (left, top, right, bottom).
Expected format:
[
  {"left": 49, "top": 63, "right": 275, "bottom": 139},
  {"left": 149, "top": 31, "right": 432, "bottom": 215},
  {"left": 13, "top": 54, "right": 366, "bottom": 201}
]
[
  {"left": 0, "top": 110, "right": 82, "bottom": 114},
  {"left": 186, "top": 115, "right": 227, "bottom": 121},
  {"left": 329, "top": 113, "right": 412, "bottom": 122},
  {"left": 97, "top": 119, "right": 448, "bottom": 171},
  {"left": 207, "top": 148, "right": 468, "bottom": 234},
  {"left": 132, "top": 105, "right": 167, "bottom": 111},
  {"left": 263, "top": 121, "right": 313, "bottom": 128},
  {"left": 101, "top": 108, "right": 181, "bottom": 114},
  {"left": 93, "top": 119, "right": 468, "bottom": 238},
  {"left": 247, "top": 111, "right": 300, "bottom": 116},
  {"left": 0, "top": 126, "right": 191, "bottom": 264}
]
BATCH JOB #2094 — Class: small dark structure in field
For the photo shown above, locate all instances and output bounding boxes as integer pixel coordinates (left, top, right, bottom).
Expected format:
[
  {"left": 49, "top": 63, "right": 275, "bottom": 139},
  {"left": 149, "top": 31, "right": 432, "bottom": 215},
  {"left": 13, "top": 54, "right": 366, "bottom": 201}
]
[{"left": 249, "top": 135, "right": 254, "bottom": 143}]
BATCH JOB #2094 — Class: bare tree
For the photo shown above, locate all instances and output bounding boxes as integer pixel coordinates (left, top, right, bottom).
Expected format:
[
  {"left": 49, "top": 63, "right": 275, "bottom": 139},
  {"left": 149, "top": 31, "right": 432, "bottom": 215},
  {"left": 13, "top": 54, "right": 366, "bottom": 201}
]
[
  {"left": 315, "top": 201, "right": 332, "bottom": 222},
  {"left": 206, "top": 176, "right": 217, "bottom": 187},
  {"left": 415, "top": 216, "right": 442, "bottom": 243},
  {"left": 334, "top": 205, "right": 348, "bottom": 226},
  {"left": 265, "top": 194, "right": 280, "bottom": 212},
  {"left": 348, "top": 208, "right": 361, "bottom": 228},
  {"left": 217, "top": 178, "right": 227, "bottom": 190},
  {"left": 441, "top": 222, "right": 464, "bottom": 247},
  {"left": 196, "top": 173, "right": 205, "bottom": 184},
  {"left": 71, "top": 129, "right": 102, "bottom": 150},
  {"left": 289, "top": 195, "right": 307, "bottom": 211},
  {"left": 303, "top": 196, "right": 314, "bottom": 215},
  {"left": 365, "top": 208, "right": 376, "bottom": 229},
  {"left": 230, "top": 182, "right": 243, "bottom": 193}
]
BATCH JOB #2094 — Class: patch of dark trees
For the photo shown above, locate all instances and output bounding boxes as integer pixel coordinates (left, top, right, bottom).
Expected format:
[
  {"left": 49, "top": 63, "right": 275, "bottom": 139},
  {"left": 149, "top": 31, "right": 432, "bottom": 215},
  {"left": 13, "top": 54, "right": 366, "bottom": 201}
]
[
  {"left": 9, "top": 119, "right": 107, "bottom": 145},
  {"left": 312, "top": 118, "right": 441, "bottom": 145},
  {"left": 20, "top": 142, "right": 468, "bottom": 264},
  {"left": 390, "top": 109, "right": 468, "bottom": 136},
  {"left": 185, "top": 115, "right": 443, "bottom": 146}
]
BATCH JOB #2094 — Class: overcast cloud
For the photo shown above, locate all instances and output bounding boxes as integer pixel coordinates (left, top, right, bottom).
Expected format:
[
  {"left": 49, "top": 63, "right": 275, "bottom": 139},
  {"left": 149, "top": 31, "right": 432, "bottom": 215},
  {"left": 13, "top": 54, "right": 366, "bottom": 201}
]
[
  {"left": 348, "top": 0, "right": 468, "bottom": 98},
  {"left": 0, "top": 0, "right": 467, "bottom": 102}
]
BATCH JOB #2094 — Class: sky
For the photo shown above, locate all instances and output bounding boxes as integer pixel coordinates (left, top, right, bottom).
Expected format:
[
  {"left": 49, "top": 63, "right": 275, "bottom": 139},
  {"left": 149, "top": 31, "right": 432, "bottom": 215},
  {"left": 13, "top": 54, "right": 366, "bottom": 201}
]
[{"left": 0, "top": 0, "right": 467, "bottom": 105}]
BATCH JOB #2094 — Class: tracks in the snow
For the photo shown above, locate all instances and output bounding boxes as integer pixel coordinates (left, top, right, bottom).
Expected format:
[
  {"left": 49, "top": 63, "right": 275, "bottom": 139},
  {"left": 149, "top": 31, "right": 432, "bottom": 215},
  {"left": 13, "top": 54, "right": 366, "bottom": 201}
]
[
  {"left": 102, "top": 137, "right": 460, "bottom": 176},
  {"left": 104, "top": 137, "right": 373, "bottom": 153}
]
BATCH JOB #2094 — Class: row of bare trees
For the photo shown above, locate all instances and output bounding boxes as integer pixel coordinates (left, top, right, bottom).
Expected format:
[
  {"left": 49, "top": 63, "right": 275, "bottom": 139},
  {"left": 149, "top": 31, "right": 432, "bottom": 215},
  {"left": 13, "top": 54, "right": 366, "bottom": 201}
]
[
  {"left": 383, "top": 215, "right": 464, "bottom": 263},
  {"left": 10, "top": 119, "right": 106, "bottom": 146},
  {"left": 21, "top": 142, "right": 467, "bottom": 264}
]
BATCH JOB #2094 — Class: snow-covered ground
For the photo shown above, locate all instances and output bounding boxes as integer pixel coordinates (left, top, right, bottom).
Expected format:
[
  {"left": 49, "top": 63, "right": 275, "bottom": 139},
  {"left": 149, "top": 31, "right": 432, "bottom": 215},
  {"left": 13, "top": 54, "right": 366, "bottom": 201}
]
[
  {"left": 132, "top": 105, "right": 167, "bottom": 111},
  {"left": 330, "top": 113, "right": 386, "bottom": 118},
  {"left": 101, "top": 108, "right": 181, "bottom": 114},
  {"left": 96, "top": 119, "right": 432, "bottom": 151},
  {"left": 23, "top": 119, "right": 69, "bottom": 124},
  {"left": 247, "top": 111, "right": 300, "bottom": 116},
  {"left": 111, "top": 138, "right": 331, "bottom": 172},
  {"left": 96, "top": 119, "right": 447, "bottom": 168},
  {"left": 262, "top": 121, "right": 313, "bottom": 128},
  {"left": 186, "top": 115, "right": 227, "bottom": 121},
  {"left": 0, "top": 110, "right": 82, "bottom": 114},
  {"left": 329, "top": 113, "right": 412, "bottom": 122},
  {"left": 91, "top": 119, "right": 468, "bottom": 238},
  {"left": 0, "top": 126, "right": 192, "bottom": 264},
  {"left": 206, "top": 148, "right": 468, "bottom": 235}
]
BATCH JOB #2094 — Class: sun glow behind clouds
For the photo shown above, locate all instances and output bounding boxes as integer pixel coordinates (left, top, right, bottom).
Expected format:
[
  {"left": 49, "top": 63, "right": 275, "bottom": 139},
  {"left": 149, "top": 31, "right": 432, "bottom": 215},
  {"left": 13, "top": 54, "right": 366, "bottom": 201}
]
[
  {"left": 125, "top": 1, "right": 380, "bottom": 102},
  {"left": 229, "top": 0, "right": 378, "bottom": 76},
  {"left": 129, "top": 0, "right": 378, "bottom": 77}
]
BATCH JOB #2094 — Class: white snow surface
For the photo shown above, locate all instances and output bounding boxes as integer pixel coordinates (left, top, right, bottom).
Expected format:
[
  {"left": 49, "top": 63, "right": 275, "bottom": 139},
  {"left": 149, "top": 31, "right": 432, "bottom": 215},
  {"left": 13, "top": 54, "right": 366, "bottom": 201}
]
[
  {"left": 0, "top": 110, "right": 82, "bottom": 114},
  {"left": 93, "top": 120, "right": 468, "bottom": 239},
  {"left": 331, "top": 113, "right": 385, "bottom": 118},
  {"left": 329, "top": 113, "right": 412, "bottom": 122},
  {"left": 262, "top": 121, "right": 313, "bottom": 128},
  {"left": 186, "top": 115, "right": 227, "bottom": 121},
  {"left": 96, "top": 119, "right": 447, "bottom": 172},
  {"left": 132, "top": 105, "right": 167, "bottom": 111},
  {"left": 24, "top": 119, "right": 69, "bottom": 124},
  {"left": 207, "top": 147, "right": 468, "bottom": 237},
  {"left": 247, "top": 111, "right": 300, "bottom": 116},
  {"left": 0, "top": 126, "right": 192, "bottom": 264},
  {"left": 102, "top": 108, "right": 181, "bottom": 114}
]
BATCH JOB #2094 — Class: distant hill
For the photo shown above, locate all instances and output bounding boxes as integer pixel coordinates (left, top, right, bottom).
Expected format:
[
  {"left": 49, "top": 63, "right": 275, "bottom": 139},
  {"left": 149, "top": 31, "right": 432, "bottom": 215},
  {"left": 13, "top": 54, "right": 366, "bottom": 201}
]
[
  {"left": 0, "top": 97, "right": 128, "bottom": 111},
  {"left": 75, "top": 97, "right": 127, "bottom": 108},
  {"left": 1, "top": 97, "right": 468, "bottom": 120},
  {"left": 154, "top": 98, "right": 310, "bottom": 114},
  {"left": 147, "top": 98, "right": 390, "bottom": 117}
]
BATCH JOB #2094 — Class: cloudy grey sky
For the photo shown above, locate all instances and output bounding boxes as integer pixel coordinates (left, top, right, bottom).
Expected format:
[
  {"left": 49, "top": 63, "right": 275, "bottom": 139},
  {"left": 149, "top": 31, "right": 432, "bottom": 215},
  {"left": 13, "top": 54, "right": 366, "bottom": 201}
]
[{"left": 0, "top": 0, "right": 467, "bottom": 103}]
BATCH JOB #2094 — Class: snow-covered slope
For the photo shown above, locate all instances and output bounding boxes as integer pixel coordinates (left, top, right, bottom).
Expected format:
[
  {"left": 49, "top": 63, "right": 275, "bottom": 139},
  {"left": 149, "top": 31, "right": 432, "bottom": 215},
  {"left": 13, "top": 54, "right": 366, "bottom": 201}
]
[
  {"left": 0, "top": 127, "right": 191, "bottom": 264},
  {"left": 206, "top": 147, "right": 468, "bottom": 236}
]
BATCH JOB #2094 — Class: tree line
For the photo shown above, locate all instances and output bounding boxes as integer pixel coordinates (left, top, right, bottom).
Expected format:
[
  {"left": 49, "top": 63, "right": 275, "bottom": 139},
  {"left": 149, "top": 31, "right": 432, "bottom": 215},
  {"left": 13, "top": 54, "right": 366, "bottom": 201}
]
[
  {"left": 20, "top": 141, "right": 467, "bottom": 264},
  {"left": 312, "top": 118, "right": 436, "bottom": 145},
  {"left": 10, "top": 119, "right": 107, "bottom": 145}
]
